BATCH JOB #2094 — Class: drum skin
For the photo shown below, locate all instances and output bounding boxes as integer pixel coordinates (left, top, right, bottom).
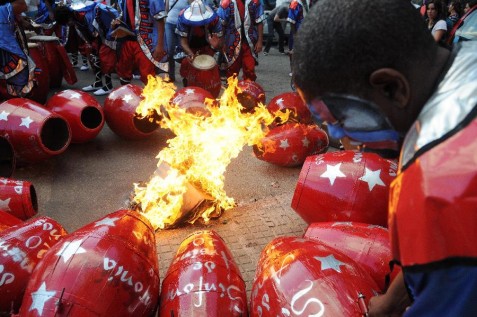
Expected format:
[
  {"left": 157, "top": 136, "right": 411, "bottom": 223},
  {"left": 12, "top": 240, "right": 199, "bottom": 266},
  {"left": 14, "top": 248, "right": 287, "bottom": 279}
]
[
  {"left": 26, "top": 43, "right": 50, "bottom": 105},
  {"left": 304, "top": 222, "right": 401, "bottom": 291},
  {"left": 0, "top": 177, "right": 38, "bottom": 220},
  {"left": 104, "top": 84, "right": 161, "bottom": 140},
  {"left": 267, "top": 92, "right": 313, "bottom": 126},
  {"left": 160, "top": 230, "right": 248, "bottom": 317},
  {"left": 0, "top": 98, "right": 71, "bottom": 163},
  {"left": 15, "top": 209, "right": 160, "bottom": 317},
  {"left": 0, "top": 136, "right": 15, "bottom": 178},
  {"left": 291, "top": 150, "right": 397, "bottom": 227},
  {"left": 237, "top": 80, "right": 266, "bottom": 112},
  {"left": 186, "top": 55, "right": 221, "bottom": 98},
  {"left": 46, "top": 90, "right": 105, "bottom": 144},
  {"left": 0, "top": 216, "right": 67, "bottom": 315},
  {"left": 253, "top": 123, "right": 329, "bottom": 167},
  {"left": 250, "top": 237, "right": 379, "bottom": 317},
  {"left": 0, "top": 209, "right": 22, "bottom": 232},
  {"left": 171, "top": 86, "right": 214, "bottom": 117}
]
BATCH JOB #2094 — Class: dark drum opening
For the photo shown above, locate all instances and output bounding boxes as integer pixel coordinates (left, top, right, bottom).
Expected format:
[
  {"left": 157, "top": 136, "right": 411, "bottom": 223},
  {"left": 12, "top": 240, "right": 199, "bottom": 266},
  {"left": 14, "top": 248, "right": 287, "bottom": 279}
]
[
  {"left": 0, "top": 137, "right": 15, "bottom": 177},
  {"left": 81, "top": 106, "right": 103, "bottom": 129},
  {"left": 29, "top": 184, "right": 39, "bottom": 213},
  {"left": 40, "top": 117, "right": 70, "bottom": 152},
  {"left": 133, "top": 109, "right": 161, "bottom": 134}
]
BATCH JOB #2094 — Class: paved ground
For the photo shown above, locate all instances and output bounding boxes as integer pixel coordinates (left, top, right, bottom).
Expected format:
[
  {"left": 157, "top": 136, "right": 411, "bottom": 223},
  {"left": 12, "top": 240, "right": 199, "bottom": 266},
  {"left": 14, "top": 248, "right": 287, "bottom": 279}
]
[{"left": 11, "top": 48, "right": 317, "bottom": 300}]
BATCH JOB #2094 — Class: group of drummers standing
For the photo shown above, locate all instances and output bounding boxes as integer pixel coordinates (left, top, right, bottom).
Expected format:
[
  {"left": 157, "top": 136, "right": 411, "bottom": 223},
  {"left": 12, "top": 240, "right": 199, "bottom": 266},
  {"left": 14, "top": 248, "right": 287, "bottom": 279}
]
[{"left": 0, "top": 0, "right": 308, "bottom": 100}]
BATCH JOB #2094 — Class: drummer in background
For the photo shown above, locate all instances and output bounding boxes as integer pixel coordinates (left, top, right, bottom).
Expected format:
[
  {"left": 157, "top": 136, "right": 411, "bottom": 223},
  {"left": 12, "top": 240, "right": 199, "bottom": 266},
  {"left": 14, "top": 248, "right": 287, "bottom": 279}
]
[
  {"left": 112, "top": 0, "right": 168, "bottom": 86},
  {"left": 217, "top": 0, "right": 265, "bottom": 82},
  {"left": 54, "top": 1, "right": 118, "bottom": 96},
  {"left": 0, "top": 0, "right": 36, "bottom": 97},
  {"left": 176, "top": 0, "right": 223, "bottom": 87}
]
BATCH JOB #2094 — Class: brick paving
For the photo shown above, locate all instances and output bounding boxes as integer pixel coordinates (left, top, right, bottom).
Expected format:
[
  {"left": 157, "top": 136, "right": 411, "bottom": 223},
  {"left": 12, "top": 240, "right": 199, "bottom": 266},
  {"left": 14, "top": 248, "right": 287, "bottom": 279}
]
[{"left": 155, "top": 192, "right": 307, "bottom": 298}]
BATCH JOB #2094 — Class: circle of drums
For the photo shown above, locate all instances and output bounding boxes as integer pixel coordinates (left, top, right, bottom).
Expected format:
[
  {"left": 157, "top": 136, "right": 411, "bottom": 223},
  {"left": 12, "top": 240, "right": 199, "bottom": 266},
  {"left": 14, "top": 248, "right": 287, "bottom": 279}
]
[{"left": 0, "top": 47, "right": 400, "bottom": 315}]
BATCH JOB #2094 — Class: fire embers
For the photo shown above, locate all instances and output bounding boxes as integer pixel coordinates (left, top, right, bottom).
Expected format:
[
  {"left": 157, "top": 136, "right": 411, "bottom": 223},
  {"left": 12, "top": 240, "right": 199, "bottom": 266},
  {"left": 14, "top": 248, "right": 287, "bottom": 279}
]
[
  {"left": 45, "top": 90, "right": 105, "bottom": 144},
  {"left": 16, "top": 209, "right": 160, "bottom": 316},
  {"left": 160, "top": 230, "right": 247, "bottom": 317},
  {"left": 104, "top": 84, "right": 162, "bottom": 140},
  {"left": 0, "top": 217, "right": 67, "bottom": 315},
  {"left": 0, "top": 177, "right": 38, "bottom": 220},
  {"left": 292, "top": 150, "right": 398, "bottom": 227},
  {"left": 250, "top": 237, "right": 379, "bottom": 317},
  {"left": 253, "top": 123, "right": 329, "bottom": 167},
  {"left": 304, "top": 222, "right": 401, "bottom": 292}
]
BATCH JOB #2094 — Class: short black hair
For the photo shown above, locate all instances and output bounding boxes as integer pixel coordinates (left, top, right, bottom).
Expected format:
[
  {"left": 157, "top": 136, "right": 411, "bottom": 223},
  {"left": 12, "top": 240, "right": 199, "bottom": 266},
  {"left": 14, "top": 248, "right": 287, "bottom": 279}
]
[
  {"left": 54, "top": 5, "right": 74, "bottom": 25},
  {"left": 293, "top": 0, "right": 437, "bottom": 102}
]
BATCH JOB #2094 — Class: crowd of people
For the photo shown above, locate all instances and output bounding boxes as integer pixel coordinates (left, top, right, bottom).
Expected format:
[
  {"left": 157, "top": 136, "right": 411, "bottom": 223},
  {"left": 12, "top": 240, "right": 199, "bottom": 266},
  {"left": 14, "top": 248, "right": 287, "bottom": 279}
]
[{"left": 0, "top": 0, "right": 315, "bottom": 100}]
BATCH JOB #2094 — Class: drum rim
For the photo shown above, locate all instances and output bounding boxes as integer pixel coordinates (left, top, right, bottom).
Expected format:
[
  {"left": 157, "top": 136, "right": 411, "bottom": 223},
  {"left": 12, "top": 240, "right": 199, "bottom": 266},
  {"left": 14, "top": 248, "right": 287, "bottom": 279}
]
[
  {"left": 192, "top": 54, "right": 216, "bottom": 70},
  {"left": 29, "top": 35, "right": 60, "bottom": 41}
]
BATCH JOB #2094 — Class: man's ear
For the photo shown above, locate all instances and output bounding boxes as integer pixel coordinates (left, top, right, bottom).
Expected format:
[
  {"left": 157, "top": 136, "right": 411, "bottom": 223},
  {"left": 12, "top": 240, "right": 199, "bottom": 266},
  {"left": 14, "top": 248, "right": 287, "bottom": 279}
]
[{"left": 369, "top": 68, "right": 410, "bottom": 109}]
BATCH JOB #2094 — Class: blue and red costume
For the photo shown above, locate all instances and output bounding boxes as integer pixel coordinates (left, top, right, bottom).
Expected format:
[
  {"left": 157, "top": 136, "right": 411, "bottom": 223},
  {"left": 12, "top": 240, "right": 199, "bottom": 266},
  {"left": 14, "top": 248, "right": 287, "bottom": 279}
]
[
  {"left": 389, "top": 41, "right": 477, "bottom": 316},
  {"left": 116, "top": 0, "right": 167, "bottom": 84},
  {"left": 217, "top": 0, "right": 265, "bottom": 81},
  {"left": 0, "top": 2, "right": 35, "bottom": 97}
]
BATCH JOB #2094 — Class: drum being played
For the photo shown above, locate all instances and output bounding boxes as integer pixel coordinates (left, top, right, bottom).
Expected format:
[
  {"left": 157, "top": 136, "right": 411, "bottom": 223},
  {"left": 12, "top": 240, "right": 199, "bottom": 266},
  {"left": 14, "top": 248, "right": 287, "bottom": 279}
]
[
  {"left": 29, "top": 35, "right": 77, "bottom": 88},
  {"left": 186, "top": 54, "right": 221, "bottom": 98},
  {"left": 26, "top": 42, "right": 50, "bottom": 104}
]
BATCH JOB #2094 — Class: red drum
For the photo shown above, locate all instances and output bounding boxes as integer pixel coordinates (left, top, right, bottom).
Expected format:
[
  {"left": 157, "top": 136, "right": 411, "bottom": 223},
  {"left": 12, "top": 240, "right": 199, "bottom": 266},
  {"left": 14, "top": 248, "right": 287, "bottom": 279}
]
[
  {"left": 0, "top": 209, "right": 22, "bottom": 232},
  {"left": 160, "top": 230, "right": 248, "bottom": 316},
  {"left": 0, "top": 177, "right": 38, "bottom": 220},
  {"left": 187, "top": 54, "right": 221, "bottom": 98},
  {"left": 304, "top": 222, "right": 401, "bottom": 292},
  {"left": 0, "top": 136, "right": 15, "bottom": 178},
  {"left": 0, "top": 216, "right": 67, "bottom": 315},
  {"left": 253, "top": 123, "right": 329, "bottom": 167},
  {"left": 104, "top": 84, "right": 161, "bottom": 140},
  {"left": 26, "top": 42, "right": 50, "bottom": 104},
  {"left": 0, "top": 98, "right": 71, "bottom": 163},
  {"left": 16, "top": 209, "right": 160, "bottom": 317},
  {"left": 250, "top": 237, "right": 379, "bottom": 316},
  {"left": 237, "top": 80, "right": 266, "bottom": 113},
  {"left": 46, "top": 89, "right": 105, "bottom": 143},
  {"left": 28, "top": 35, "right": 77, "bottom": 88},
  {"left": 291, "top": 150, "right": 398, "bottom": 227},
  {"left": 170, "top": 86, "right": 214, "bottom": 117},
  {"left": 267, "top": 91, "right": 313, "bottom": 126}
]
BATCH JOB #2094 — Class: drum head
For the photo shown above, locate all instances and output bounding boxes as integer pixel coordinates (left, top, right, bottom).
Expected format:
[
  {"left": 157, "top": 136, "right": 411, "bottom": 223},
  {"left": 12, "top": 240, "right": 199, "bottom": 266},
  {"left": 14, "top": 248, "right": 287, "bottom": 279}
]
[
  {"left": 29, "top": 35, "right": 60, "bottom": 42},
  {"left": 192, "top": 54, "right": 216, "bottom": 70}
]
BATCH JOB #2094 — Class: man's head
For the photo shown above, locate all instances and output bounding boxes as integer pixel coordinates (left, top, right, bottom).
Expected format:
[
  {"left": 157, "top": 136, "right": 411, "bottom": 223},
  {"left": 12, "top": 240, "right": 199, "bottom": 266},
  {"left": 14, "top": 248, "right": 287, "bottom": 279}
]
[{"left": 293, "top": 0, "right": 449, "bottom": 153}]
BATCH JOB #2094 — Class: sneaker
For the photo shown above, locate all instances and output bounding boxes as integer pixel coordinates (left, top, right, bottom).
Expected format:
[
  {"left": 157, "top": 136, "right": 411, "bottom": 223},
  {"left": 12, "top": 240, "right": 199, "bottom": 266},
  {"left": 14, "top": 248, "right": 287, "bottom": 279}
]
[
  {"left": 132, "top": 74, "right": 141, "bottom": 80},
  {"left": 263, "top": 51, "right": 269, "bottom": 56},
  {"left": 289, "top": 72, "right": 293, "bottom": 77},
  {"left": 279, "top": 50, "right": 286, "bottom": 55},
  {"left": 82, "top": 84, "right": 101, "bottom": 92},
  {"left": 80, "top": 64, "right": 89, "bottom": 71},
  {"left": 93, "top": 87, "right": 113, "bottom": 96},
  {"left": 72, "top": 63, "right": 79, "bottom": 68}
]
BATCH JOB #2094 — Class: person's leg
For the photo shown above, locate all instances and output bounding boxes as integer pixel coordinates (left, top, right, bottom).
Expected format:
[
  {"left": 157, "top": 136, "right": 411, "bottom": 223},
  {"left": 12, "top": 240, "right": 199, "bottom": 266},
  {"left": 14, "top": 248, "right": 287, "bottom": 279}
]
[
  {"left": 241, "top": 43, "right": 257, "bottom": 81},
  {"left": 264, "top": 17, "right": 274, "bottom": 53},
  {"left": 132, "top": 42, "right": 155, "bottom": 85},
  {"left": 275, "top": 22, "right": 285, "bottom": 53},
  {"left": 116, "top": 41, "right": 134, "bottom": 85},
  {"left": 165, "top": 22, "right": 177, "bottom": 81}
]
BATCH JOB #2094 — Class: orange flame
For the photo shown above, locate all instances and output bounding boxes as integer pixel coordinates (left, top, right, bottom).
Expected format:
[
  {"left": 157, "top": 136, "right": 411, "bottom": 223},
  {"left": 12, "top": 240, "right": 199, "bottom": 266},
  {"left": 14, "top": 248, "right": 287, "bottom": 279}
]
[{"left": 133, "top": 76, "right": 288, "bottom": 229}]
